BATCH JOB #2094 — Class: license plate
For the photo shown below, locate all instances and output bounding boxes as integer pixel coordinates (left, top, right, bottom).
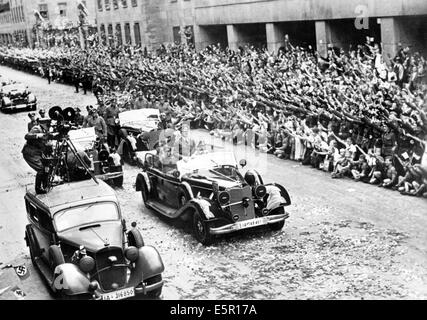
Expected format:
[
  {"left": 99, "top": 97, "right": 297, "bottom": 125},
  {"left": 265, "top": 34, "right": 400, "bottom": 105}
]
[
  {"left": 233, "top": 217, "right": 268, "bottom": 230},
  {"left": 101, "top": 287, "right": 135, "bottom": 300}
]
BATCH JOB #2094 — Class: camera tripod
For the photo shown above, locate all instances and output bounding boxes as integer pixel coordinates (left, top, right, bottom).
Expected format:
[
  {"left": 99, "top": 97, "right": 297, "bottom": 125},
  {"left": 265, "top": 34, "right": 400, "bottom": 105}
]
[{"left": 44, "top": 134, "right": 98, "bottom": 192}]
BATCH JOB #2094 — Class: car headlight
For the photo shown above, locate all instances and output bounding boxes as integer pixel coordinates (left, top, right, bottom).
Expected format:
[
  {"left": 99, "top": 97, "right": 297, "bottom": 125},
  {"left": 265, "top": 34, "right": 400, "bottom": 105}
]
[
  {"left": 255, "top": 185, "right": 267, "bottom": 198},
  {"left": 125, "top": 246, "right": 139, "bottom": 262},
  {"left": 218, "top": 191, "right": 230, "bottom": 205},
  {"left": 79, "top": 256, "right": 96, "bottom": 273}
]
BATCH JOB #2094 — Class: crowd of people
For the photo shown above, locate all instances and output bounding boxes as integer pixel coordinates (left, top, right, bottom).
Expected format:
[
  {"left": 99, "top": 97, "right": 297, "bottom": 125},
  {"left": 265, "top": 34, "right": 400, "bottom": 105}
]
[{"left": 1, "top": 35, "right": 426, "bottom": 197}]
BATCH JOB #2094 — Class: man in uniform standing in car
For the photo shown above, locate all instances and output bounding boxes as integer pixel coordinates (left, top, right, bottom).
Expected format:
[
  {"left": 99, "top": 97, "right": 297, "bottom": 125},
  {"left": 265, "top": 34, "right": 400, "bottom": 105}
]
[
  {"left": 22, "top": 121, "right": 52, "bottom": 194},
  {"left": 83, "top": 109, "right": 108, "bottom": 142}
]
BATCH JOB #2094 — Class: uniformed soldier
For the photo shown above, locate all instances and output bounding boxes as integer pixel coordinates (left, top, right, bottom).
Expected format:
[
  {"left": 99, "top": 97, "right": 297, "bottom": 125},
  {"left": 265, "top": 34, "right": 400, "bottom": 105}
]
[
  {"left": 27, "top": 112, "right": 38, "bottom": 132},
  {"left": 74, "top": 107, "right": 84, "bottom": 127},
  {"left": 83, "top": 109, "right": 108, "bottom": 141},
  {"left": 104, "top": 103, "right": 120, "bottom": 148},
  {"left": 173, "top": 122, "right": 196, "bottom": 160},
  {"left": 22, "top": 122, "right": 52, "bottom": 194}
]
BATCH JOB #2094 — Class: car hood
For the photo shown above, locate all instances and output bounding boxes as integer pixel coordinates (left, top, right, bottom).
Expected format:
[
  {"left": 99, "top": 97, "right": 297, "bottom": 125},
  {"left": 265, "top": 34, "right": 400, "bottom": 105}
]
[
  {"left": 184, "top": 176, "right": 242, "bottom": 190},
  {"left": 58, "top": 221, "right": 123, "bottom": 252}
]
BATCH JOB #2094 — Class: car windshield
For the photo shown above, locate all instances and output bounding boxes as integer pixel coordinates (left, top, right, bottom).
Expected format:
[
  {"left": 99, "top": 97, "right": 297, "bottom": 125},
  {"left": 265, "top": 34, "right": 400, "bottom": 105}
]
[
  {"left": 185, "top": 166, "right": 246, "bottom": 184},
  {"left": 119, "top": 109, "right": 160, "bottom": 128},
  {"left": 54, "top": 202, "right": 119, "bottom": 232},
  {"left": 2, "top": 84, "right": 25, "bottom": 93}
]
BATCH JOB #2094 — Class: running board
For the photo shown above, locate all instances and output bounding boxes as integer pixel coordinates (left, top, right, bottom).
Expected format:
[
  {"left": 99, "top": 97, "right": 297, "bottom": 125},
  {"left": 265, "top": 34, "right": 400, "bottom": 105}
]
[
  {"left": 147, "top": 200, "right": 197, "bottom": 219},
  {"left": 146, "top": 200, "right": 177, "bottom": 218}
]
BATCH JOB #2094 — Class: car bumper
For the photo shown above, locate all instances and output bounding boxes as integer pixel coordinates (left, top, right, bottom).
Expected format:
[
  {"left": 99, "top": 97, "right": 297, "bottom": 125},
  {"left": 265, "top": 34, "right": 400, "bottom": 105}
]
[
  {"left": 135, "top": 279, "right": 164, "bottom": 295},
  {"left": 1, "top": 103, "right": 35, "bottom": 111},
  {"left": 90, "top": 280, "right": 163, "bottom": 300},
  {"left": 95, "top": 171, "right": 123, "bottom": 181},
  {"left": 209, "top": 213, "right": 289, "bottom": 235}
]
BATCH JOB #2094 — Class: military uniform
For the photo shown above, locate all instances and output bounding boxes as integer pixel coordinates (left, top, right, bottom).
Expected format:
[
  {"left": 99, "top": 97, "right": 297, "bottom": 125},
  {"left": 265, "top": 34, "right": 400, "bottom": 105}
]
[
  {"left": 22, "top": 125, "right": 50, "bottom": 193},
  {"left": 104, "top": 105, "right": 120, "bottom": 148},
  {"left": 83, "top": 114, "right": 108, "bottom": 139}
]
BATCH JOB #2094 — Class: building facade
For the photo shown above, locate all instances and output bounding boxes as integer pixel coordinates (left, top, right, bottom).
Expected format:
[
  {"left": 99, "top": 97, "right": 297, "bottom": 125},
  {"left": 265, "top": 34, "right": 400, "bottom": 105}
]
[
  {"left": 0, "top": 0, "right": 97, "bottom": 47},
  {"left": 96, "top": 0, "right": 427, "bottom": 60},
  {"left": 95, "top": 0, "right": 170, "bottom": 48}
]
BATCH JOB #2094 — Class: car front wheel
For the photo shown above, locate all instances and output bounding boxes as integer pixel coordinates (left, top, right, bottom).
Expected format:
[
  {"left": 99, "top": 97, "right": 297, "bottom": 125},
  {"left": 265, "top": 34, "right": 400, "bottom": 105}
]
[
  {"left": 145, "top": 274, "right": 162, "bottom": 298},
  {"left": 193, "top": 211, "right": 214, "bottom": 246},
  {"left": 268, "top": 207, "right": 285, "bottom": 231},
  {"left": 140, "top": 180, "right": 150, "bottom": 207}
]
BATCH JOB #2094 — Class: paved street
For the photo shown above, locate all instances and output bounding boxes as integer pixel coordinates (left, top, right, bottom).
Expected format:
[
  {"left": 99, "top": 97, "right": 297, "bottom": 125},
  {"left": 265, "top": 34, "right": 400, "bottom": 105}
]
[{"left": 1, "top": 65, "right": 427, "bottom": 300}]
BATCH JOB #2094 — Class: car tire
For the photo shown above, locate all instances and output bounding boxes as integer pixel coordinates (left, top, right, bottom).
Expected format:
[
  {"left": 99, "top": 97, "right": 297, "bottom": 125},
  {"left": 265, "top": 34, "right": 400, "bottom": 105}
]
[
  {"left": 140, "top": 180, "right": 150, "bottom": 206},
  {"left": 113, "top": 175, "right": 124, "bottom": 188},
  {"left": 48, "top": 245, "right": 65, "bottom": 269},
  {"left": 268, "top": 207, "right": 285, "bottom": 231},
  {"left": 127, "top": 229, "right": 145, "bottom": 248},
  {"left": 146, "top": 274, "right": 162, "bottom": 298},
  {"left": 193, "top": 210, "right": 214, "bottom": 246},
  {"left": 122, "top": 142, "right": 133, "bottom": 164}
]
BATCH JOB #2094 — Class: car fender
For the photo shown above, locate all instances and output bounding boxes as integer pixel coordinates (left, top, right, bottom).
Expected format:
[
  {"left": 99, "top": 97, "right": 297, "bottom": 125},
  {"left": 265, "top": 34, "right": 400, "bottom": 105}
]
[
  {"left": 27, "top": 93, "right": 36, "bottom": 103},
  {"left": 271, "top": 183, "right": 291, "bottom": 206},
  {"left": 181, "top": 181, "right": 194, "bottom": 199},
  {"left": 129, "top": 246, "right": 165, "bottom": 284},
  {"left": 2, "top": 97, "right": 11, "bottom": 106},
  {"left": 51, "top": 264, "right": 90, "bottom": 296},
  {"left": 190, "top": 198, "right": 215, "bottom": 219},
  {"left": 136, "top": 172, "right": 151, "bottom": 193},
  {"left": 245, "top": 169, "right": 264, "bottom": 185}
]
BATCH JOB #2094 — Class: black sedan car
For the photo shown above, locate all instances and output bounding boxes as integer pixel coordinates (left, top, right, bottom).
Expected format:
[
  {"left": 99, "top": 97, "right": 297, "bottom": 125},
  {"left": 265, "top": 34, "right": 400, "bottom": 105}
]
[
  {"left": 135, "top": 151, "right": 291, "bottom": 245},
  {"left": 0, "top": 82, "right": 37, "bottom": 113},
  {"left": 25, "top": 179, "right": 165, "bottom": 299}
]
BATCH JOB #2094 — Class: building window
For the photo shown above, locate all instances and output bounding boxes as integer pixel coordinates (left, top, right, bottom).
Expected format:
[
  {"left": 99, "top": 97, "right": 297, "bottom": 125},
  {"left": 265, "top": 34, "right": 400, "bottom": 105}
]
[
  {"left": 100, "top": 24, "right": 106, "bottom": 45},
  {"left": 173, "top": 26, "right": 181, "bottom": 44},
  {"left": 105, "top": 0, "right": 110, "bottom": 11},
  {"left": 124, "top": 23, "right": 131, "bottom": 44},
  {"left": 58, "top": 2, "right": 67, "bottom": 17},
  {"left": 39, "top": 4, "right": 49, "bottom": 19},
  {"left": 97, "top": 0, "right": 103, "bottom": 11},
  {"left": 107, "top": 23, "right": 113, "bottom": 45},
  {"left": 131, "top": 0, "right": 137, "bottom": 7},
  {"left": 116, "top": 23, "right": 122, "bottom": 45},
  {"left": 121, "top": 0, "right": 127, "bottom": 8},
  {"left": 113, "top": 0, "right": 118, "bottom": 10},
  {"left": 134, "top": 22, "right": 141, "bottom": 45}
]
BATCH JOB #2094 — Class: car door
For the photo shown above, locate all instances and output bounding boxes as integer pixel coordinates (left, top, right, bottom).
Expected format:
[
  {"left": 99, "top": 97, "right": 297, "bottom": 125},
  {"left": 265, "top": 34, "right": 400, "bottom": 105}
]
[
  {"left": 162, "top": 172, "right": 182, "bottom": 208},
  {"left": 145, "top": 154, "right": 163, "bottom": 201},
  {"left": 28, "top": 202, "right": 55, "bottom": 263}
]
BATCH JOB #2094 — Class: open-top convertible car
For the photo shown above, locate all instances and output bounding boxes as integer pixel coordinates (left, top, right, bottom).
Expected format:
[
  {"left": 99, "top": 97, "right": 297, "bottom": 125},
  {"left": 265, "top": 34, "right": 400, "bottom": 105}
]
[
  {"left": 117, "top": 109, "right": 162, "bottom": 165},
  {"left": 135, "top": 151, "right": 291, "bottom": 245},
  {"left": 24, "top": 179, "right": 165, "bottom": 299},
  {"left": 0, "top": 82, "right": 37, "bottom": 113},
  {"left": 69, "top": 127, "right": 124, "bottom": 187}
]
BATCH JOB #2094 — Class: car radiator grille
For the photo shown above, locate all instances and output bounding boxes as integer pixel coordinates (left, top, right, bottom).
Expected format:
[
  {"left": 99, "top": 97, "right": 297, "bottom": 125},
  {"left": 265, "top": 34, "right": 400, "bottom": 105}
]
[
  {"left": 11, "top": 98, "right": 27, "bottom": 105},
  {"left": 228, "top": 186, "right": 255, "bottom": 221},
  {"left": 95, "top": 246, "right": 127, "bottom": 292}
]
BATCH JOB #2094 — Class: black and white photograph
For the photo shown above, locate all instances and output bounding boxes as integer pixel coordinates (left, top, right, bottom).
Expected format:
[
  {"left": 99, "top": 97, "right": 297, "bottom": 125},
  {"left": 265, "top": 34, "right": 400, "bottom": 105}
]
[{"left": 0, "top": 0, "right": 426, "bottom": 307}]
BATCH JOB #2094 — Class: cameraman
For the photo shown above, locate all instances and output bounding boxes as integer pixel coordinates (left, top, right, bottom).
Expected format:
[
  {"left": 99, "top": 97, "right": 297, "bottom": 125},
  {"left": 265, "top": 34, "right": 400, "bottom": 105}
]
[{"left": 22, "top": 121, "right": 52, "bottom": 194}]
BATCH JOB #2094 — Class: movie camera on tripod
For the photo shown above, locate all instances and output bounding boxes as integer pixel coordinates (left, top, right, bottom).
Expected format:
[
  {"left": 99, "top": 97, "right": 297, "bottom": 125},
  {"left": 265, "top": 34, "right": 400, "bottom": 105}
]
[
  {"left": 38, "top": 106, "right": 98, "bottom": 193},
  {"left": 46, "top": 105, "right": 78, "bottom": 137}
]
